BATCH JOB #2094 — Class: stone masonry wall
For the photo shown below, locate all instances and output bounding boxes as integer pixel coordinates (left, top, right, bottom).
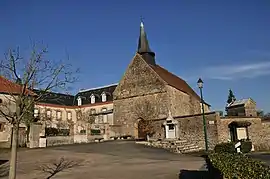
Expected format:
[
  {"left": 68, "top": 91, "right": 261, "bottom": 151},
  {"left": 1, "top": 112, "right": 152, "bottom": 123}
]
[
  {"left": 175, "top": 112, "right": 219, "bottom": 150},
  {"left": 217, "top": 117, "right": 270, "bottom": 150},
  {"left": 113, "top": 93, "right": 169, "bottom": 137},
  {"left": 113, "top": 54, "right": 167, "bottom": 100},
  {"left": 151, "top": 112, "right": 219, "bottom": 150},
  {"left": 166, "top": 85, "right": 201, "bottom": 116}
]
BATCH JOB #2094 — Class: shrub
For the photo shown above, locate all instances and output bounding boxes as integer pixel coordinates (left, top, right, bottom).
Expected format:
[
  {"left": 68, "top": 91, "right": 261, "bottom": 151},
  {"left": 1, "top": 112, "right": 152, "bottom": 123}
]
[
  {"left": 91, "top": 129, "right": 101, "bottom": 135},
  {"left": 208, "top": 152, "right": 270, "bottom": 179},
  {"left": 214, "top": 142, "right": 235, "bottom": 153},
  {"left": 240, "top": 140, "right": 252, "bottom": 153}
]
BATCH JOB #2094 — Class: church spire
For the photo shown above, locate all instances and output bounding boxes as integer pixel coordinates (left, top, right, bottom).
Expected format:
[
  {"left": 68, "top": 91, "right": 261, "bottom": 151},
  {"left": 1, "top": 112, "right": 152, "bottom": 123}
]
[{"left": 137, "top": 20, "right": 156, "bottom": 65}]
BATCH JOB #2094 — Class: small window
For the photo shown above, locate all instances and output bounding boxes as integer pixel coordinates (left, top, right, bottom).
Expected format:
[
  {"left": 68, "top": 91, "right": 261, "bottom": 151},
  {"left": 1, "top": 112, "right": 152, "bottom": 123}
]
[
  {"left": 0, "top": 123, "right": 4, "bottom": 132},
  {"left": 77, "top": 97, "right": 82, "bottom": 106},
  {"left": 168, "top": 124, "right": 175, "bottom": 130},
  {"left": 67, "top": 112, "right": 72, "bottom": 120},
  {"left": 90, "top": 94, "right": 95, "bottom": 104},
  {"left": 46, "top": 110, "right": 51, "bottom": 118},
  {"left": 101, "top": 92, "right": 106, "bottom": 102},
  {"left": 0, "top": 99, "right": 2, "bottom": 104},
  {"left": 57, "top": 111, "right": 62, "bottom": 120},
  {"left": 34, "top": 108, "right": 39, "bottom": 118}
]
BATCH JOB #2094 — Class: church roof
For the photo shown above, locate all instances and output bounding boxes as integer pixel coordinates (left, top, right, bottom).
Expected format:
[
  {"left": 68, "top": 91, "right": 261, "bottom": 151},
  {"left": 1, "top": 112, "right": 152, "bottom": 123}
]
[
  {"left": 0, "top": 76, "right": 36, "bottom": 96},
  {"left": 150, "top": 64, "right": 200, "bottom": 100}
]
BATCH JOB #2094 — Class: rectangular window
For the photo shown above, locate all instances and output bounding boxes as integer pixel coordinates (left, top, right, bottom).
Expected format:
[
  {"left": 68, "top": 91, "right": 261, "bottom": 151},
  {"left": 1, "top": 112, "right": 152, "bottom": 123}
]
[
  {"left": 102, "top": 108, "right": 107, "bottom": 123},
  {"left": 46, "top": 110, "right": 51, "bottom": 118},
  {"left": 67, "top": 112, "right": 72, "bottom": 120},
  {"left": 0, "top": 123, "right": 4, "bottom": 132},
  {"left": 34, "top": 108, "right": 39, "bottom": 117},
  {"left": 57, "top": 111, "right": 62, "bottom": 120}
]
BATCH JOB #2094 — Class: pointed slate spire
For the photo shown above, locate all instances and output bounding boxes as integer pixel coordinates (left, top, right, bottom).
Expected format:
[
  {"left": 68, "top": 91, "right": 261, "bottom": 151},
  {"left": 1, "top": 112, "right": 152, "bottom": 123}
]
[{"left": 137, "top": 20, "right": 156, "bottom": 65}]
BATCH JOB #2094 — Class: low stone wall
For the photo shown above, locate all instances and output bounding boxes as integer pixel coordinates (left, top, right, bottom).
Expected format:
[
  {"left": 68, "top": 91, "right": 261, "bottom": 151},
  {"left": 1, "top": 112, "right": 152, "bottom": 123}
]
[
  {"left": 46, "top": 136, "right": 74, "bottom": 147},
  {"left": 151, "top": 112, "right": 219, "bottom": 150},
  {"left": 175, "top": 112, "right": 219, "bottom": 150},
  {"left": 217, "top": 117, "right": 269, "bottom": 150},
  {"left": 74, "top": 134, "right": 87, "bottom": 144},
  {"left": 0, "top": 141, "right": 10, "bottom": 148}
]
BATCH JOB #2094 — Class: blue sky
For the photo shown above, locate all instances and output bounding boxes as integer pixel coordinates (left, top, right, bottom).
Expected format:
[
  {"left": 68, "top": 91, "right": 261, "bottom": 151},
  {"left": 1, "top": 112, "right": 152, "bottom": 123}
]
[{"left": 0, "top": 0, "right": 270, "bottom": 112}]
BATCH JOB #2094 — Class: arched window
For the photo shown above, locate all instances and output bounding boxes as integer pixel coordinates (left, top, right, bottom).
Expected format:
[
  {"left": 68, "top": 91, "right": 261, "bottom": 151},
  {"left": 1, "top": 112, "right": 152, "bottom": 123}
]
[
  {"left": 101, "top": 92, "right": 107, "bottom": 102},
  {"left": 90, "top": 94, "right": 95, "bottom": 104}
]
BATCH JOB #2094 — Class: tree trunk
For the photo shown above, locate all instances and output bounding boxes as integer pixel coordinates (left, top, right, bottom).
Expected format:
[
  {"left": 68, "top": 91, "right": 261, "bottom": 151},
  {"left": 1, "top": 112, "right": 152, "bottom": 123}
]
[{"left": 9, "top": 123, "right": 19, "bottom": 179}]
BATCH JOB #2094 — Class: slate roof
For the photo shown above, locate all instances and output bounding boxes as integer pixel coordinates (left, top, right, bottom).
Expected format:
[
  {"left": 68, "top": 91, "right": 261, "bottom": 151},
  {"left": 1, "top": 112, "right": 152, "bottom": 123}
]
[
  {"left": 150, "top": 64, "right": 201, "bottom": 100},
  {"left": 33, "top": 89, "right": 75, "bottom": 106},
  {"left": 75, "top": 84, "right": 117, "bottom": 105},
  {"left": 0, "top": 76, "right": 36, "bottom": 96}
]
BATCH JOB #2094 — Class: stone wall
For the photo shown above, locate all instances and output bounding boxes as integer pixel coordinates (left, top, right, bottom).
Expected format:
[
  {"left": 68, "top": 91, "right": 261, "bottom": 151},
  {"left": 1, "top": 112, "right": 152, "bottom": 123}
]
[
  {"left": 175, "top": 112, "right": 219, "bottom": 150},
  {"left": 113, "top": 93, "right": 169, "bottom": 137},
  {"left": 151, "top": 112, "right": 219, "bottom": 150},
  {"left": 113, "top": 54, "right": 167, "bottom": 100},
  {"left": 46, "top": 136, "right": 74, "bottom": 146},
  {"left": 217, "top": 117, "right": 261, "bottom": 145},
  {"left": 166, "top": 85, "right": 201, "bottom": 116}
]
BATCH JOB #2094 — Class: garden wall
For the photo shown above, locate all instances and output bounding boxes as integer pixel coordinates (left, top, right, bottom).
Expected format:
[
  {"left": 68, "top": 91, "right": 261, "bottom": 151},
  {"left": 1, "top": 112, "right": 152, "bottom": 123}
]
[{"left": 46, "top": 136, "right": 74, "bottom": 146}]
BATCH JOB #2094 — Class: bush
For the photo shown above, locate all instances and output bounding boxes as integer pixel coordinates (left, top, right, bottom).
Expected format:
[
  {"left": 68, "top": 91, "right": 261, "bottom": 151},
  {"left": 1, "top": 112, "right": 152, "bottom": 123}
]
[
  {"left": 208, "top": 152, "right": 270, "bottom": 179},
  {"left": 214, "top": 142, "right": 235, "bottom": 153},
  {"left": 91, "top": 129, "right": 101, "bottom": 135},
  {"left": 240, "top": 140, "right": 252, "bottom": 153},
  {"left": 45, "top": 127, "right": 70, "bottom": 136}
]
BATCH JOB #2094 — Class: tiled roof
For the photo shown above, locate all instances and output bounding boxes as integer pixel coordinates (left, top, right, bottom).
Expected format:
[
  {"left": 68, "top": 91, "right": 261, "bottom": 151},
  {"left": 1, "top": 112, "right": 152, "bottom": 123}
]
[
  {"left": 0, "top": 76, "right": 36, "bottom": 96},
  {"left": 150, "top": 65, "right": 200, "bottom": 100},
  {"left": 227, "top": 98, "right": 251, "bottom": 108}
]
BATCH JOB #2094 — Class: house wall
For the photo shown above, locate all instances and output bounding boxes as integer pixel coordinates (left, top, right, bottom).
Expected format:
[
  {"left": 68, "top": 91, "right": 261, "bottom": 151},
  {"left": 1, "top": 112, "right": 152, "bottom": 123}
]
[
  {"left": 0, "top": 93, "right": 16, "bottom": 143},
  {"left": 244, "top": 100, "right": 257, "bottom": 117}
]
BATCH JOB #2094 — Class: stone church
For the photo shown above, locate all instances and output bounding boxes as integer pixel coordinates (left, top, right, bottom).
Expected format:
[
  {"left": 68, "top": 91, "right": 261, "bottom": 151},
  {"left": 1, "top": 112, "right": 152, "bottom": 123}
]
[{"left": 113, "top": 22, "right": 204, "bottom": 138}]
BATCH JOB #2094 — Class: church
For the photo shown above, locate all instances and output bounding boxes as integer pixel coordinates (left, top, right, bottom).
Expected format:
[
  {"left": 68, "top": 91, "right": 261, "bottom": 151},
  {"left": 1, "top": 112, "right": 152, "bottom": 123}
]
[{"left": 113, "top": 21, "right": 209, "bottom": 138}]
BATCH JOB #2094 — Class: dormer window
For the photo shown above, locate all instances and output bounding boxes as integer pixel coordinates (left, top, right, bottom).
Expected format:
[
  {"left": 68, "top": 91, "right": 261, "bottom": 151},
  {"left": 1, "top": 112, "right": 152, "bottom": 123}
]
[
  {"left": 90, "top": 94, "right": 95, "bottom": 104},
  {"left": 77, "top": 96, "right": 82, "bottom": 106},
  {"left": 101, "top": 92, "right": 106, "bottom": 102}
]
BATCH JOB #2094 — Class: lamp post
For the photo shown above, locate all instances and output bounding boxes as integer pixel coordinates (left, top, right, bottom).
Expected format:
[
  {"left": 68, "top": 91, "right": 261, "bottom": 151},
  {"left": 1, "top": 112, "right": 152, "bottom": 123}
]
[{"left": 197, "top": 78, "right": 209, "bottom": 152}]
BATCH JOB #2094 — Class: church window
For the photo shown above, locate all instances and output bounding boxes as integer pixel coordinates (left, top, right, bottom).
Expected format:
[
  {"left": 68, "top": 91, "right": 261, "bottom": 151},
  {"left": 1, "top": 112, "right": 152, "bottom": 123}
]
[{"left": 90, "top": 94, "right": 95, "bottom": 104}]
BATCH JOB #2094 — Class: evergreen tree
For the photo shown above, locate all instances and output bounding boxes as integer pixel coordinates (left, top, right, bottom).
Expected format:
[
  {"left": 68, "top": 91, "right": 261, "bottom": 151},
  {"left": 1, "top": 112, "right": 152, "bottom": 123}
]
[{"left": 227, "top": 89, "right": 236, "bottom": 104}]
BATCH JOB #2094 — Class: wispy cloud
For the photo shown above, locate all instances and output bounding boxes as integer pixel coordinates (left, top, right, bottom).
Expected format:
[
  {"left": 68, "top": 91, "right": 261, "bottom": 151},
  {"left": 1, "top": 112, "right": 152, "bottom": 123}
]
[{"left": 199, "top": 61, "right": 270, "bottom": 80}]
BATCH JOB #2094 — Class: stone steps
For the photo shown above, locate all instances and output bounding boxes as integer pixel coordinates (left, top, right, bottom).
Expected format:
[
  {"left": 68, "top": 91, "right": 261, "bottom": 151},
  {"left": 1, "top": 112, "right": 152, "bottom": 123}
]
[{"left": 142, "top": 139, "right": 202, "bottom": 154}]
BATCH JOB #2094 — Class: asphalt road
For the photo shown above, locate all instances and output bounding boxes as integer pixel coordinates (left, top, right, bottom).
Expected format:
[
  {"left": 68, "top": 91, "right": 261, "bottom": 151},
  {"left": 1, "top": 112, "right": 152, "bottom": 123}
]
[{"left": 1, "top": 140, "right": 207, "bottom": 179}]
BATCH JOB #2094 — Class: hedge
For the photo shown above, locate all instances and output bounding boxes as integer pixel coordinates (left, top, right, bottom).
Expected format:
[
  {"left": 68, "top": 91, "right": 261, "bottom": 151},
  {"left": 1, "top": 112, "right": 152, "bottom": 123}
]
[
  {"left": 214, "top": 140, "right": 252, "bottom": 154},
  {"left": 208, "top": 152, "right": 270, "bottom": 179}
]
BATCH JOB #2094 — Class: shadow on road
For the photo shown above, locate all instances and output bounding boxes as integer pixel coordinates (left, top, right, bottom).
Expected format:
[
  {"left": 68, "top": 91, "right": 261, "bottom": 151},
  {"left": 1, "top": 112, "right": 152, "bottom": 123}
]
[
  {"left": 0, "top": 160, "right": 9, "bottom": 177},
  {"left": 179, "top": 170, "right": 211, "bottom": 179}
]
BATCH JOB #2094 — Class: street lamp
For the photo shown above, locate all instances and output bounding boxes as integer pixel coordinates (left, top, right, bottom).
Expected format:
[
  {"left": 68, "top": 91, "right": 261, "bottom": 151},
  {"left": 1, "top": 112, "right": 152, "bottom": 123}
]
[{"left": 197, "top": 78, "right": 209, "bottom": 152}]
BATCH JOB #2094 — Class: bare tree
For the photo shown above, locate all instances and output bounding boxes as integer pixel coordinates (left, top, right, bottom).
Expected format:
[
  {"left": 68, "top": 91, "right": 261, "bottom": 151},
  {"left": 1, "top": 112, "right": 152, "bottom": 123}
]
[
  {"left": 75, "top": 108, "right": 96, "bottom": 135},
  {"left": 133, "top": 101, "right": 158, "bottom": 140},
  {"left": 0, "top": 44, "right": 78, "bottom": 179},
  {"left": 39, "top": 157, "right": 81, "bottom": 179}
]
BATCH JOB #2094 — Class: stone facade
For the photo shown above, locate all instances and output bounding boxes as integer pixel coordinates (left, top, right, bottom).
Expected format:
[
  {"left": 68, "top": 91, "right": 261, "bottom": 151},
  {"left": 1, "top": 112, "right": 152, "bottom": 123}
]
[{"left": 113, "top": 53, "right": 201, "bottom": 138}]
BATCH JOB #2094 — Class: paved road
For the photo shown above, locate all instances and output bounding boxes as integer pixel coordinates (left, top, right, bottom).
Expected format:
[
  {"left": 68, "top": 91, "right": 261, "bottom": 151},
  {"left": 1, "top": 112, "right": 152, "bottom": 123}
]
[
  {"left": 250, "top": 153, "right": 270, "bottom": 166},
  {"left": 1, "top": 141, "right": 207, "bottom": 179}
]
